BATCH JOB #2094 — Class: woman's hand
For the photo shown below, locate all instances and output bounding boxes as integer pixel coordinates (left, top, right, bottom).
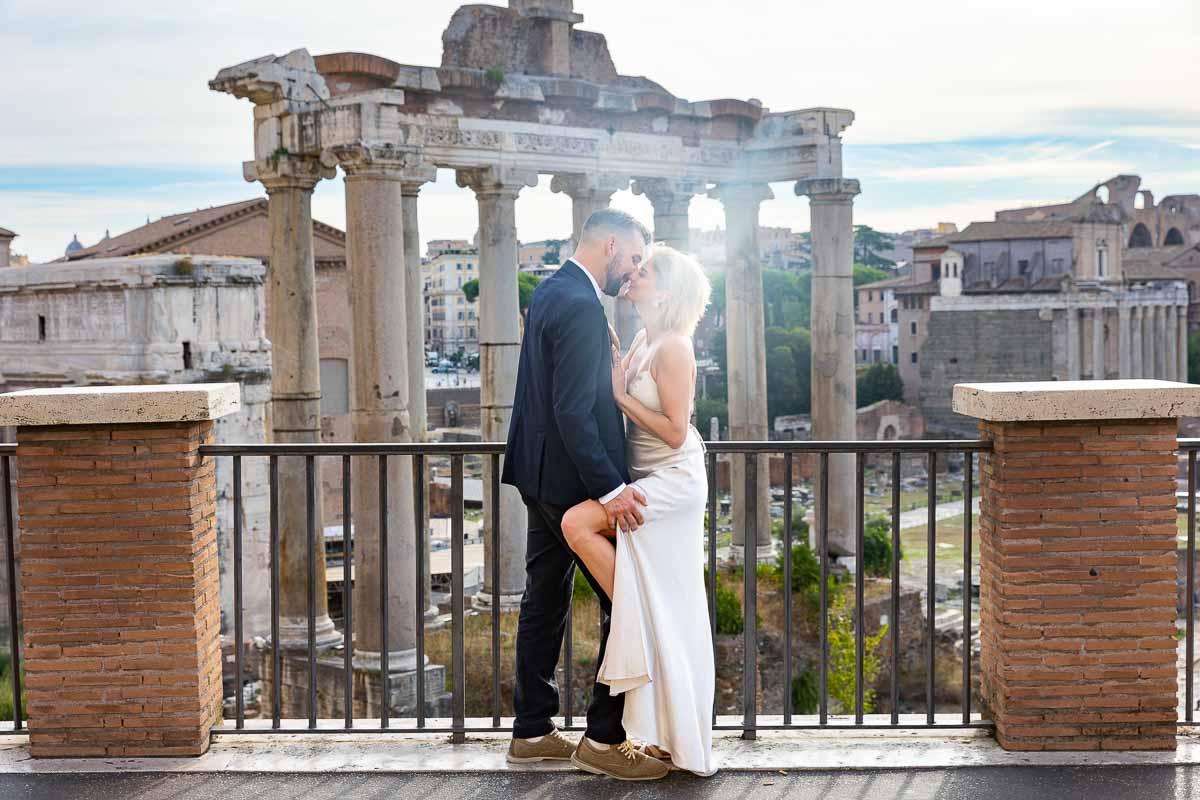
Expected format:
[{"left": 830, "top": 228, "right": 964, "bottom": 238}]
[
  {"left": 611, "top": 345, "right": 628, "bottom": 403},
  {"left": 607, "top": 323, "right": 621, "bottom": 353}
]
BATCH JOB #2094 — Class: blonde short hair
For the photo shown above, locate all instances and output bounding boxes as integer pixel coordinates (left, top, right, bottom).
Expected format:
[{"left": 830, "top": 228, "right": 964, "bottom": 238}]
[{"left": 647, "top": 244, "right": 712, "bottom": 336}]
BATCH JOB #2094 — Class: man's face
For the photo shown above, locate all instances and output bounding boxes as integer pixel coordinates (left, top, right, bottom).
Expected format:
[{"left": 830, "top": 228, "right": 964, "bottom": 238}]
[{"left": 602, "top": 231, "right": 647, "bottom": 297}]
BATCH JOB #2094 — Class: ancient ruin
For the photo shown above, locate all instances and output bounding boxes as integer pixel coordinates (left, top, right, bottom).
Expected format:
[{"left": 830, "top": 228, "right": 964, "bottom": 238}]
[{"left": 209, "top": 0, "right": 861, "bottom": 701}]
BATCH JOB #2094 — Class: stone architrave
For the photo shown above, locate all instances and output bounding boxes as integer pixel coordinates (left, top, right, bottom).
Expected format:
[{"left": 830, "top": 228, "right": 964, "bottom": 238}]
[
  {"left": 797, "top": 178, "right": 860, "bottom": 558},
  {"left": 711, "top": 182, "right": 773, "bottom": 561},
  {"left": 336, "top": 143, "right": 426, "bottom": 673},
  {"left": 250, "top": 154, "right": 342, "bottom": 650},
  {"left": 457, "top": 166, "right": 538, "bottom": 609},
  {"left": 550, "top": 173, "right": 628, "bottom": 328},
  {"left": 400, "top": 167, "right": 441, "bottom": 622}
]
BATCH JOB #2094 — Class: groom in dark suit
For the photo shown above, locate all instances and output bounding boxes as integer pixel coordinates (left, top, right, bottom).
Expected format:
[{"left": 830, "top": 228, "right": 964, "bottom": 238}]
[{"left": 502, "top": 209, "right": 667, "bottom": 780}]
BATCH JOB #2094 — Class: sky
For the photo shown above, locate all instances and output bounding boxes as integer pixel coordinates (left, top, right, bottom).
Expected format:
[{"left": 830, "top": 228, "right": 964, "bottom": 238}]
[{"left": 2, "top": 0, "right": 1199, "bottom": 263}]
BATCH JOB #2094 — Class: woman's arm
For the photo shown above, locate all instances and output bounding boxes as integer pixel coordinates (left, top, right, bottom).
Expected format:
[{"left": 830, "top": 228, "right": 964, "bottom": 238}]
[{"left": 614, "top": 335, "right": 695, "bottom": 450}]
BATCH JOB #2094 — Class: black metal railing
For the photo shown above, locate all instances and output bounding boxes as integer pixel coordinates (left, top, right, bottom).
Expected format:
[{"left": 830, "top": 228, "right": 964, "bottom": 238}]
[{"left": 8, "top": 436, "right": 1194, "bottom": 737}]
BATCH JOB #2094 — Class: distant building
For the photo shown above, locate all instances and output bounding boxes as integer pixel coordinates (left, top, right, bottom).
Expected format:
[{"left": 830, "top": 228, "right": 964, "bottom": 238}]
[
  {"left": 893, "top": 175, "right": 1195, "bottom": 434},
  {"left": 427, "top": 239, "right": 472, "bottom": 258},
  {"left": 855, "top": 275, "right": 906, "bottom": 365},
  {"left": 423, "top": 248, "right": 479, "bottom": 356},
  {"left": 0, "top": 227, "right": 14, "bottom": 267}
]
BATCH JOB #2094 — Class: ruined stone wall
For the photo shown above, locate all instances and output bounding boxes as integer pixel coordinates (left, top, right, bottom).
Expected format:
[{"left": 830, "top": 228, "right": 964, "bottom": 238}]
[{"left": 919, "top": 309, "right": 1054, "bottom": 435}]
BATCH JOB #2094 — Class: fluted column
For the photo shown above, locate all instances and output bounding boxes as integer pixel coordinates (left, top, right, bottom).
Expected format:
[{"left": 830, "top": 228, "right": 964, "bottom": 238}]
[
  {"left": 399, "top": 168, "right": 440, "bottom": 622},
  {"left": 1154, "top": 305, "right": 1167, "bottom": 379},
  {"left": 335, "top": 145, "right": 427, "bottom": 671},
  {"left": 1118, "top": 304, "right": 1132, "bottom": 379},
  {"left": 551, "top": 173, "right": 627, "bottom": 327},
  {"left": 798, "top": 178, "right": 861, "bottom": 558},
  {"left": 1143, "top": 306, "right": 1155, "bottom": 379},
  {"left": 712, "top": 182, "right": 773, "bottom": 561},
  {"left": 458, "top": 166, "right": 537, "bottom": 608},
  {"left": 1180, "top": 303, "right": 1190, "bottom": 382},
  {"left": 1067, "top": 307, "right": 1081, "bottom": 380},
  {"left": 1131, "top": 307, "right": 1144, "bottom": 378},
  {"left": 1166, "top": 305, "right": 1179, "bottom": 381},
  {"left": 1091, "top": 308, "right": 1106, "bottom": 379},
  {"left": 249, "top": 155, "right": 341, "bottom": 650}
]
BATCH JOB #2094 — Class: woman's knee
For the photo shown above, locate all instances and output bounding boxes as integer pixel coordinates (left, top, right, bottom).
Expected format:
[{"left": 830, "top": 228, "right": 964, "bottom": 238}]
[{"left": 562, "top": 507, "right": 586, "bottom": 550}]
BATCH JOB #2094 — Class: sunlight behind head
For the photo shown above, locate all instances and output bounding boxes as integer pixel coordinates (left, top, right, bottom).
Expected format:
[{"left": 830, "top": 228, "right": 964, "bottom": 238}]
[{"left": 646, "top": 245, "right": 711, "bottom": 337}]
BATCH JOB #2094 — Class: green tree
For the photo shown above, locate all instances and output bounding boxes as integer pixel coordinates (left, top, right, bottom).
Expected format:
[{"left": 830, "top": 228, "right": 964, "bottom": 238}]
[
  {"left": 1190, "top": 331, "right": 1200, "bottom": 384},
  {"left": 765, "top": 326, "right": 812, "bottom": 418},
  {"left": 853, "top": 263, "right": 890, "bottom": 288},
  {"left": 853, "top": 225, "right": 897, "bottom": 269},
  {"left": 856, "top": 362, "right": 904, "bottom": 407},
  {"left": 695, "top": 397, "right": 728, "bottom": 437},
  {"left": 461, "top": 272, "right": 542, "bottom": 317},
  {"left": 862, "top": 513, "right": 898, "bottom": 577},
  {"left": 826, "top": 589, "right": 888, "bottom": 714}
]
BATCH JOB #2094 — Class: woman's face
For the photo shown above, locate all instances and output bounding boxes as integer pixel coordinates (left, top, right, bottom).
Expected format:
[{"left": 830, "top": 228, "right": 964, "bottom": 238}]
[{"left": 622, "top": 258, "right": 659, "bottom": 304}]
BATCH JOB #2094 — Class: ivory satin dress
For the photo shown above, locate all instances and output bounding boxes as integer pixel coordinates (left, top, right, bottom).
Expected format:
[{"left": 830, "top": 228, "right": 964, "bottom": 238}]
[{"left": 596, "top": 350, "right": 716, "bottom": 776}]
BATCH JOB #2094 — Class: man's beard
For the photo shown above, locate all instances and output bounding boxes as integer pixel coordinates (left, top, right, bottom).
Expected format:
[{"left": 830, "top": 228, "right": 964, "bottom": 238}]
[{"left": 602, "top": 254, "right": 624, "bottom": 297}]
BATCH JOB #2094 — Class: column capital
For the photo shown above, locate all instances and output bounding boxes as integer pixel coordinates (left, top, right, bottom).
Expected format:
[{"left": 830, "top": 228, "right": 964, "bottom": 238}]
[
  {"left": 795, "top": 177, "right": 861, "bottom": 202},
  {"left": 456, "top": 165, "right": 538, "bottom": 196},
  {"left": 550, "top": 172, "right": 629, "bottom": 200},
  {"left": 708, "top": 181, "right": 773, "bottom": 207},
  {"left": 330, "top": 143, "right": 428, "bottom": 180},
  {"left": 633, "top": 177, "right": 705, "bottom": 205},
  {"left": 245, "top": 154, "right": 335, "bottom": 192}
]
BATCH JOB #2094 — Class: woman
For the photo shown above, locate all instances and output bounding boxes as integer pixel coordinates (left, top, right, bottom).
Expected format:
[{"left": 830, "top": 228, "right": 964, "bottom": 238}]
[{"left": 561, "top": 244, "right": 716, "bottom": 777}]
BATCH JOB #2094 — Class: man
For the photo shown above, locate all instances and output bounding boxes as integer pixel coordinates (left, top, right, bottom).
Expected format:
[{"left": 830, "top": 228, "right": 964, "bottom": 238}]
[{"left": 501, "top": 209, "right": 667, "bottom": 780}]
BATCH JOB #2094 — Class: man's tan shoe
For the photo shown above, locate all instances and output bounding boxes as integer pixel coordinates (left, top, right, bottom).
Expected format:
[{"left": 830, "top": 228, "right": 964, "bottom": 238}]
[
  {"left": 506, "top": 729, "right": 576, "bottom": 763},
  {"left": 570, "top": 737, "right": 670, "bottom": 781}
]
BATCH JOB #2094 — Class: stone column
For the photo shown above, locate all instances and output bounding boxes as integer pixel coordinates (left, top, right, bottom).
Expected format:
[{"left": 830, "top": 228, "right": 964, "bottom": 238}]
[
  {"left": 1180, "top": 304, "right": 1190, "bottom": 382},
  {"left": 1090, "top": 308, "right": 1106, "bottom": 379},
  {"left": 0, "top": 384, "right": 238, "bottom": 757},
  {"left": 1118, "top": 304, "right": 1132, "bottom": 379},
  {"left": 250, "top": 156, "right": 341, "bottom": 650},
  {"left": 1144, "top": 306, "right": 1156, "bottom": 379},
  {"left": 338, "top": 145, "right": 424, "bottom": 677},
  {"left": 1131, "top": 307, "right": 1144, "bottom": 379},
  {"left": 711, "top": 182, "right": 773, "bottom": 562},
  {"left": 400, "top": 168, "right": 440, "bottom": 622},
  {"left": 633, "top": 178, "right": 701, "bottom": 252},
  {"left": 1166, "top": 305, "right": 1179, "bottom": 382},
  {"left": 797, "top": 178, "right": 861, "bottom": 558},
  {"left": 1154, "top": 305, "right": 1167, "bottom": 379},
  {"left": 954, "top": 379, "right": 1199, "bottom": 751},
  {"left": 458, "top": 166, "right": 537, "bottom": 608},
  {"left": 1066, "top": 307, "right": 1081, "bottom": 381},
  {"left": 551, "top": 173, "right": 626, "bottom": 328}
]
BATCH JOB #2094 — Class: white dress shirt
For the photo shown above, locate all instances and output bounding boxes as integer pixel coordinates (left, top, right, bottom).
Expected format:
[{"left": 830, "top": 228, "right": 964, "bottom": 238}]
[{"left": 566, "top": 259, "right": 626, "bottom": 506}]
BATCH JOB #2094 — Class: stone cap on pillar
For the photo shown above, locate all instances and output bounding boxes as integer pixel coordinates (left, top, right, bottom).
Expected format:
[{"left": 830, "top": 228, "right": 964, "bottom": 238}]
[
  {"left": 0, "top": 383, "right": 241, "bottom": 426},
  {"left": 952, "top": 379, "right": 1200, "bottom": 422}
]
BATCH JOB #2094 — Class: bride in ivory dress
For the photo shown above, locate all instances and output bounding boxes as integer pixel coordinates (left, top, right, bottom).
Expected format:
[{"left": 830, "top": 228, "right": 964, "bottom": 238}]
[{"left": 561, "top": 244, "right": 716, "bottom": 777}]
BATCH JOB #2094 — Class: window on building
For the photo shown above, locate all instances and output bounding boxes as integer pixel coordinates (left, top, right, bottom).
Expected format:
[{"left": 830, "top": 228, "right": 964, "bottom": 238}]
[
  {"left": 910, "top": 321, "right": 917, "bottom": 335},
  {"left": 910, "top": 351, "right": 918, "bottom": 364},
  {"left": 890, "top": 309, "right": 898, "bottom": 323},
  {"left": 1018, "top": 259, "right": 1030, "bottom": 276},
  {"left": 37, "top": 315, "right": 46, "bottom": 341},
  {"left": 319, "top": 358, "right": 349, "bottom": 416},
  {"left": 868, "top": 291, "right": 874, "bottom": 302},
  {"left": 932, "top": 264, "right": 941, "bottom": 281},
  {"left": 872, "top": 349, "right": 881, "bottom": 363},
  {"left": 1097, "top": 240, "right": 1108, "bottom": 277},
  {"left": 469, "top": 327, "right": 476, "bottom": 337},
  {"left": 182, "top": 341, "right": 192, "bottom": 370},
  {"left": 458, "top": 311, "right": 464, "bottom": 320},
  {"left": 892, "top": 345, "right": 899, "bottom": 363}
]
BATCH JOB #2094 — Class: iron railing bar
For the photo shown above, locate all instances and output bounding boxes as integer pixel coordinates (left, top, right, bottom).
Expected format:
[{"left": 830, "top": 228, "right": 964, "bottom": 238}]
[
  {"left": 926, "top": 451, "right": 937, "bottom": 725},
  {"left": 854, "top": 452, "right": 865, "bottom": 725},
  {"left": 413, "top": 454, "right": 425, "bottom": 729},
  {"left": 708, "top": 449, "right": 718, "bottom": 727},
  {"left": 306, "top": 455, "right": 318, "bottom": 729},
  {"left": 890, "top": 452, "right": 901, "bottom": 726},
  {"left": 742, "top": 453, "right": 757, "bottom": 740},
  {"left": 819, "top": 451, "right": 829, "bottom": 726},
  {"left": 490, "top": 453, "right": 501, "bottom": 728},
  {"left": 269, "top": 455, "right": 281, "bottom": 729},
  {"left": 210, "top": 720, "right": 996, "bottom": 735},
  {"left": 963, "top": 452, "right": 974, "bottom": 725},
  {"left": 379, "top": 454, "right": 390, "bottom": 730},
  {"left": 1189, "top": 450, "right": 1196, "bottom": 723},
  {"left": 451, "top": 455, "right": 466, "bottom": 744},
  {"left": 565, "top": 596, "right": 574, "bottom": 727},
  {"left": 783, "top": 451, "right": 793, "bottom": 725},
  {"left": 2, "top": 455, "right": 22, "bottom": 731},
  {"left": 342, "top": 455, "right": 353, "bottom": 729},
  {"left": 233, "top": 455, "right": 245, "bottom": 729}
]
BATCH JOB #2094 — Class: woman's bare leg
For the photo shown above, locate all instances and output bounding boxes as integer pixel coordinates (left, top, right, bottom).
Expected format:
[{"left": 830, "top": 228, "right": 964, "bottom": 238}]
[{"left": 561, "top": 500, "right": 618, "bottom": 601}]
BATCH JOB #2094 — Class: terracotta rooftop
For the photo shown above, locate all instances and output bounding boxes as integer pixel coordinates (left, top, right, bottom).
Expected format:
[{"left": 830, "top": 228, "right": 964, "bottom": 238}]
[
  {"left": 856, "top": 274, "right": 915, "bottom": 291},
  {"left": 916, "top": 220, "right": 1077, "bottom": 249},
  {"left": 66, "top": 198, "right": 346, "bottom": 264}
]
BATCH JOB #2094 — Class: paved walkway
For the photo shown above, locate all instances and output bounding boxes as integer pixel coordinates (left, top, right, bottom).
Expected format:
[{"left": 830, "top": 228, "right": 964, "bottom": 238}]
[
  {"left": 5, "top": 765, "right": 1200, "bottom": 800},
  {"left": 897, "top": 496, "right": 980, "bottom": 530}
]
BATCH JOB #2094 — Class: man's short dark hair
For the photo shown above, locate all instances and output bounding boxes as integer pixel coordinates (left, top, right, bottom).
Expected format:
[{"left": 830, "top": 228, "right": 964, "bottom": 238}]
[{"left": 580, "top": 208, "right": 651, "bottom": 245}]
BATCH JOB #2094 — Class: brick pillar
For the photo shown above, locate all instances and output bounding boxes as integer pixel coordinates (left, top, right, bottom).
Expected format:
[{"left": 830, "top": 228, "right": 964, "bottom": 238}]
[
  {"left": 954, "top": 379, "right": 1200, "bottom": 752},
  {"left": 0, "top": 384, "right": 239, "bottom": 758}
]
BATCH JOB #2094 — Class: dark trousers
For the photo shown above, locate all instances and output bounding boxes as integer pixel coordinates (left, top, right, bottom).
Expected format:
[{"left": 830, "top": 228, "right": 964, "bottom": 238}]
[{"left": 512, "top": 498, "right": 625, "bottom": 744}]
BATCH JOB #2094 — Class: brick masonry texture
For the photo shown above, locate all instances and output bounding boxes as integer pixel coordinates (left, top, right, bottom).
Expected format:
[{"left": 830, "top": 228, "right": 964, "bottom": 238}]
[
  {"left": 977, "top": 419, "right": 1179, "bottom": 751},
  {"left": 15, "top": 421, "right": 222, "bottom": 758}
]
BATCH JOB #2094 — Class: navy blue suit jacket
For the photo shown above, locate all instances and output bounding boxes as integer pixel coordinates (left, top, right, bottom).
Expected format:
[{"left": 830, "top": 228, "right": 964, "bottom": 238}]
[{"left": 501, "top": 260, "right": 629, "bottom": 507}]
